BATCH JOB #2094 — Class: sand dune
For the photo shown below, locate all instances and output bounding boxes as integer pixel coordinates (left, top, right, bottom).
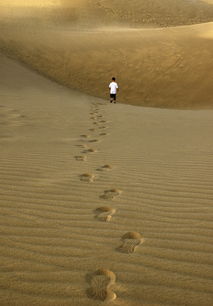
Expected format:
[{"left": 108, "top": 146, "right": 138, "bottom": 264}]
[
  {"left": 0, "top": 1, "right": 213, "bottom": 304},
  {"left": 0, "top": 21, "right": 212, "bottom": 109},
  {"left": 1, "top": 53, "right": 213, "bottom": 305},
  {"left": 1, "top": 1, "right": 213, "bottom": 27},
  {"left": 0, "top": 1, "right": 213, "bottom": 109},
  {"left": 57, "top": 0, "right": 213, "bottom": 27}
]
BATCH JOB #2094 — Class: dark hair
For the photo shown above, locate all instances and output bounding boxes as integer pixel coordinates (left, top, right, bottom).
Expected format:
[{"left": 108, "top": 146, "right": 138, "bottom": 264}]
[{"left": 112, "top": 77, "right": 116, "bottom": 81}]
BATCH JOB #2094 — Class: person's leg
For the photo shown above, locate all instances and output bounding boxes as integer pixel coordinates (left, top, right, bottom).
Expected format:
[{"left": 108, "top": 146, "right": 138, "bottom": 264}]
[
  {"left": 114, "top": 94, "right": 117, "bottom": 103},
  {"left": 110, "top": 94, "right": 113, "bottom": 103}
]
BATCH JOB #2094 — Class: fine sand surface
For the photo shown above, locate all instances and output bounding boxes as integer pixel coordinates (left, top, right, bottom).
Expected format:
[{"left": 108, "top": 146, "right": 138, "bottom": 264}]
[
  {"left": 1, "top": 54, "right": 213, "bottom": 305},
  {"left": 54, "top": 0, "right": 213, "bottom": 27},
  {"left": 2, "top": 0, "right": 213, "bottom": 27},
  {"left": 0, "top": 21, "right": 213, "bottom": 109}
]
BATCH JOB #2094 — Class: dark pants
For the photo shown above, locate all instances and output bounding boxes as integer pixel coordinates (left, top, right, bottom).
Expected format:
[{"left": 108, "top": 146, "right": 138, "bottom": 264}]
[{"left": 110, "top": 94, "right": 116, "bottom": 102}]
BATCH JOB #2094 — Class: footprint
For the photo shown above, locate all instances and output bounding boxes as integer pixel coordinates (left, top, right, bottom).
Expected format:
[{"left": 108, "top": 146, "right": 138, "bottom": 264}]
[
  {"left": 88, "top": 139, "right": 99, "bottom": 143},
  {"left": 97, "top": 164, "right": 113, "bottom": 171},
  {"left": 100, "top": 189, "right": 122, "bottom": 200},
  {"left": 87, "top": 269, "right": 117, "bottom": 302},
  {"left": 82, "top": 148, "right": 97, "bottom": 154},
  {"left": 95, "top": 207, "right": 116, "bottom": 222},
  {"left": 89, "top": 128, "right": 95, "bottom": 132},
  {"left": 93, "top": 122, "right": 99, "bottom": 125},
  {"left": 99, "top": 132, "right": 108, "bottom": 136},
  {"left": 80, "top": 173, "right": 95, "bottom": 182},
  {"left": 76, "top": 144, "right": 88, "bottom": 148},
  {"left": 118, "top": 232, "right": 144, "bottom": 254},
  {"left": 75, "top": 155, "right": 87, "bottom": 161},
  {"left": 98, "top": 126, "right": 107, "bottom": 130},
  {"left": 81, "top": 134, "right": 90, "bottom": 139},
  {"left": 99, "top": 120, "right": 107, "bottom": 123}
]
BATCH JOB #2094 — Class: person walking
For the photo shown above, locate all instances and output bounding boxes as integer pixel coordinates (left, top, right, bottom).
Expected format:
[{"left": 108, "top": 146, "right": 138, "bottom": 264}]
[{"left": 109, "top": 77, "right": 119, "bottom": 104}]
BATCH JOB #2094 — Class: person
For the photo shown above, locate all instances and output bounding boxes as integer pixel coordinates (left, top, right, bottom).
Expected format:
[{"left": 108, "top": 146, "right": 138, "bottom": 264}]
[{"left": 109, "top": 77, "right": 119, "bottom": 103}]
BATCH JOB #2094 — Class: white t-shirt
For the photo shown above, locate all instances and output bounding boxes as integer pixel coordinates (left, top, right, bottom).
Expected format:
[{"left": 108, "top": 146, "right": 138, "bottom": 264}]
[{"left": 109, "top": 82, "right": 118, "bottom": 94}]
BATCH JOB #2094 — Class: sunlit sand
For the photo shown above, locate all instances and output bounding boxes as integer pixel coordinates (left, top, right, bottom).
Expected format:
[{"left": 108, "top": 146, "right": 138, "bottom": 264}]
[{"left": 0, "top": 1, "right": 213, "bottom": 305}]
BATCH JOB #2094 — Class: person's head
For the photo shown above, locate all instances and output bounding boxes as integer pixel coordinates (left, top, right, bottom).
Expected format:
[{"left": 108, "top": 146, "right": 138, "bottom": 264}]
[{"left": 112, "top": 77, "right": 116, "bottom": 81}]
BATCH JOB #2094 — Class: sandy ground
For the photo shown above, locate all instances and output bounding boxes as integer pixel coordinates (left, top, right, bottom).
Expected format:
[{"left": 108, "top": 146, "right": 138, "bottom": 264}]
[
  {"left": 0, "top": 53, "right": 213, "bottom": 305},
  {"left": 0, "top": 21, "right": 212, "bottom": 109},
  {"left": 55, "top": 0, "right": 213, "bottom": 27},
  {"left": 2, "top": 0, "right": 213, "bottom": 27}
]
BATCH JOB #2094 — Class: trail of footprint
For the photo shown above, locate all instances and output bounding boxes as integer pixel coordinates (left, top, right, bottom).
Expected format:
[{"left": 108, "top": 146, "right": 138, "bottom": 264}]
[
  {"left": 100, "top": 189, "right": 122, "bottom": 200},
  {"left": 97, "top": 164, "right": 113, "bottom": 171},
  {"left": 75, "top": 155, "right": 87, "bottom": 161},
  {"left": 87, "top": 269, "right": 117, "bottom": 302},
  {"left": 118, "top": 232, "right": 144, "bottom": 254},
  {"left": 94, "top": 207, "right": 116, "bottom": 222},
  {"left": 80, "top": 173, "right": 96, "bottom": 182}
]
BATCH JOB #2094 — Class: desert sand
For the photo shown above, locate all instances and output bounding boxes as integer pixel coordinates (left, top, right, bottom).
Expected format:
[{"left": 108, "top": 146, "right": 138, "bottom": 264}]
[
  {"left": 1, "top": 52, "right": 213, "bottom": 305},
  {"left": 1, "top": 1, "right": 213, "bottom": 305},
  {"left": 0, "top": 21, "right": 213, "bottom": 109}
]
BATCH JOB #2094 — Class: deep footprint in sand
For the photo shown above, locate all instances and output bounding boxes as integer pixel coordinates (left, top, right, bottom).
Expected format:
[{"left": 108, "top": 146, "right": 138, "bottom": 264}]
[
  {"left": 95, "top": 207, "right": 116, "bottom": 222},
  {"left": 88, "top": 139, "right": 99, "bottom": 143},
  {"left": 98, "top": 126, "right": 107, "bottom": 129},
  {"left": 80, "top": 173, "right": 96, "bottom": 182},
  {"left": 76, "top": 144, "right": 88, "bottom": 149},
  {"left": 118, "top": 232, "right": 144, "bottom": 254},
  {"left": 87, "top": 269, "right": 117, "bottom": 302},
  {"left": 100, "top": 189, "right": 122, "bottom": 200},
  {"left": 75, "top": 155, "right": 87, "bottom": 161},
  {"left": 80, "top": 134, "right": 90, "bottom": 139},
  {"left": 99, "top": 132, "right": 109, "bottom": 136},
  {"left": 82, "top": 148, "right": 97, "bottom": 154},
  {"left": 89, "top": 128, "right": 95, "bottom": 132},
  {"left": 97, "top": 164, "right": 113, "bottom": 171}
]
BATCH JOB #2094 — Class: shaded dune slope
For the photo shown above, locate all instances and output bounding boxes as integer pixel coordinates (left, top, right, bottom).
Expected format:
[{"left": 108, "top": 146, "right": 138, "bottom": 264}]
[
  {"left": 0, "top": 22, "right": 212, "bottom": 109},
  {"left": 0, "top": 1, "right": 213, "bottom": 109}
]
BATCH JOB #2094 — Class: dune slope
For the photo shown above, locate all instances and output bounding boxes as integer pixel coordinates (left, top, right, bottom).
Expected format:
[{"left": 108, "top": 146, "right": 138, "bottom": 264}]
[
  {"left": 0, "top": 22, "right": 212, "bottom": 109},
  {"left": 0, "top": 54, "right": 213, "bottom": 306},
  {"left": 58, "top": 0, "right": 213, "bottom": 27}
]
